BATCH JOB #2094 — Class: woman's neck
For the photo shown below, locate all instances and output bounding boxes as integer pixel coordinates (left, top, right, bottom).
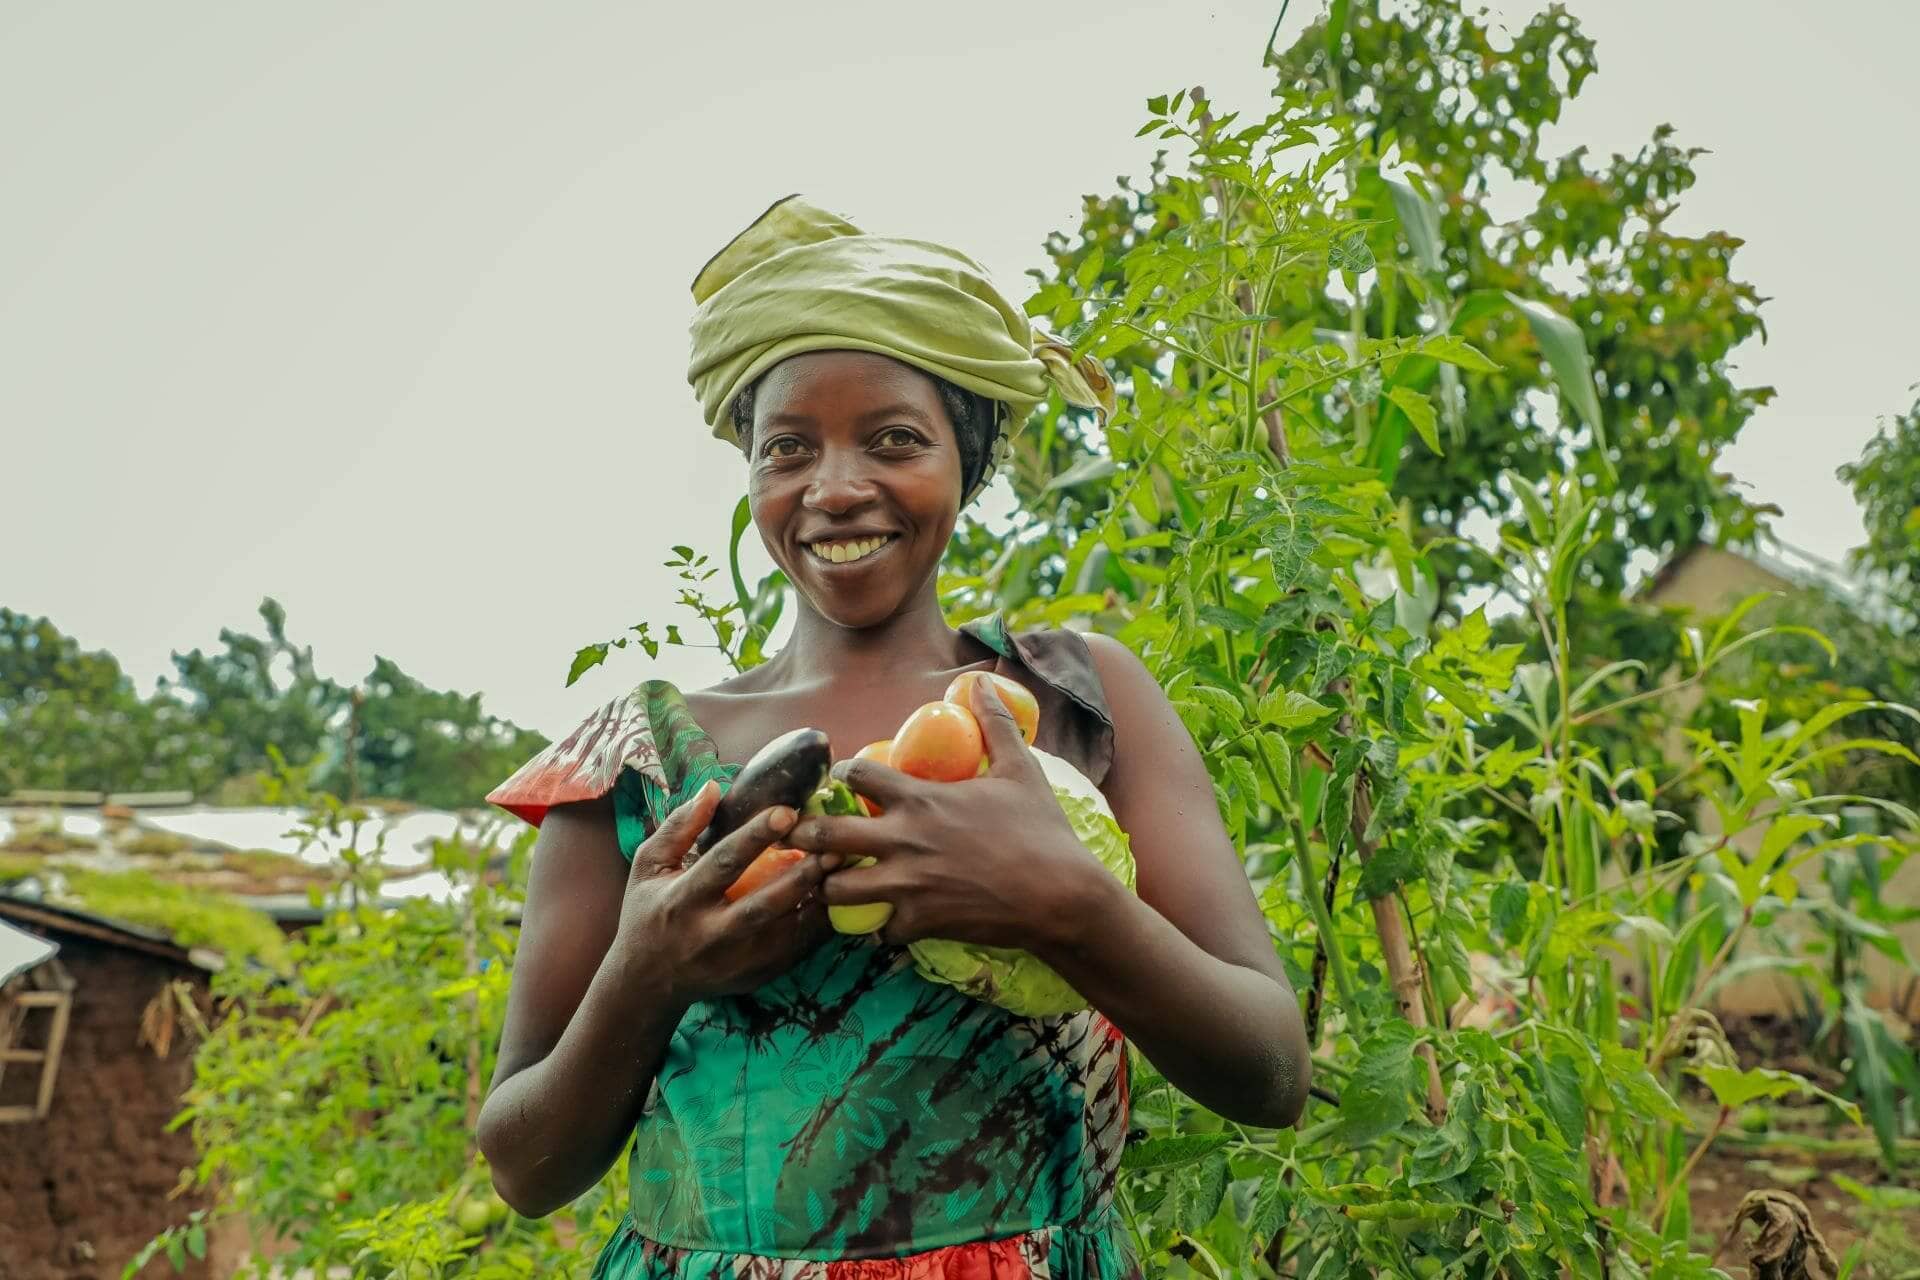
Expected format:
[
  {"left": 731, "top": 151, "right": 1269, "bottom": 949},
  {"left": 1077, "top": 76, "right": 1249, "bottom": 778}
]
[{"left": 771, "top": 582, "right": 972, "bottom": 689}]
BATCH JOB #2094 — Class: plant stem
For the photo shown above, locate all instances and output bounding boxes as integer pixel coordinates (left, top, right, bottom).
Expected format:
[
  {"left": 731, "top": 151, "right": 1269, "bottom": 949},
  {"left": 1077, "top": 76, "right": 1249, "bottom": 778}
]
[
  {"left": 1349, "top": 778, "right": 1448, "bottom": 1121},
  {"left": 1683, "top": 905, "right": 1754, "bottom": 1011},
  {"left": 1652, "top": 1105, "right": 1728, "bottom": 1227},
  {"left": 1286, "top": 805, "right": 1358, "bottom": 1022}
]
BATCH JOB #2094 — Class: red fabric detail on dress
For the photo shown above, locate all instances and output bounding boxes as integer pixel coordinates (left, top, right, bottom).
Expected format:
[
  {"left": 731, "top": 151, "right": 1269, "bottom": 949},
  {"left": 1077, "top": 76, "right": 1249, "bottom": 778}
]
[
  {"left": 485, "top": 687, "right": 664, "bottom": 826},
  {"left": 824, "top": 1236, "right": 1036, "bottom": 1278}
]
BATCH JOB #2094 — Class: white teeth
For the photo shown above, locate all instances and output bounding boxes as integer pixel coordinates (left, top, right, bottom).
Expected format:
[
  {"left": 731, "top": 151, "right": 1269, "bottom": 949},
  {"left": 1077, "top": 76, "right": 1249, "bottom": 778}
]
[{"left": 809, "top": 536, "right": 890, "bottom": 564}]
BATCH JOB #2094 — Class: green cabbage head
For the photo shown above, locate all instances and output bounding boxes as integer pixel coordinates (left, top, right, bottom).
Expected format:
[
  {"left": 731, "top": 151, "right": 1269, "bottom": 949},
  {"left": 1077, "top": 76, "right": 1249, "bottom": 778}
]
[{"left": 908, "top": 747, "right": 1135, "bottom": 1017}]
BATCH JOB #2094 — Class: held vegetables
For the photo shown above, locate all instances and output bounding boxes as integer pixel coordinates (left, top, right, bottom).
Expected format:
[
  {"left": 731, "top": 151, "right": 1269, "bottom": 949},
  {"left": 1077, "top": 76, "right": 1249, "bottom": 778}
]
[
  {"left": 832, "top": 673, "right": 1137, "bottom": 1018},
  {"left": 906, "top": 744, "right": 1135, "bottom": 1018}
]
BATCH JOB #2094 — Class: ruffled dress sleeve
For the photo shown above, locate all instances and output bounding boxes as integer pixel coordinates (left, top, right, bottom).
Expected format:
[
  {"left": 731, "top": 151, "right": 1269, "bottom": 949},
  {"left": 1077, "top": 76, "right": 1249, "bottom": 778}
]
[{"left": 485, "top": 680, "right": 671, "bottom": 828}]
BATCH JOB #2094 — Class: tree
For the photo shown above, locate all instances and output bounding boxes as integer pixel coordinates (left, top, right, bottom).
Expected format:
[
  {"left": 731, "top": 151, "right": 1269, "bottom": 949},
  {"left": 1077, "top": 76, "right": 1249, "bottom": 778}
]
[
  {"left": 0, "top": 607, "right": 178, "bottom": 794},
  {"left": 1840, "top": 393, "right": 1920, "bottom": 624},
  {"left": 157, "top": 598, "right": 349, "bottom": 797},
  {"left": 353, "top": 656, "right": 550, "bottom": 811},
  {"left": 0, "top": 601, "right": 547, "bottom": 808},
  {"left": 1015, "top": 0, "right": 1771, "bottom": 607}
]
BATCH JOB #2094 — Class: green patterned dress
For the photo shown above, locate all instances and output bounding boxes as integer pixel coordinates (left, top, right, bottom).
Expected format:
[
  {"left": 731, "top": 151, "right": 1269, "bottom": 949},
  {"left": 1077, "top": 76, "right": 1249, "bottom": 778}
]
[{"left": 488, "top": 618, "right": 1137, "bottom": 1279}]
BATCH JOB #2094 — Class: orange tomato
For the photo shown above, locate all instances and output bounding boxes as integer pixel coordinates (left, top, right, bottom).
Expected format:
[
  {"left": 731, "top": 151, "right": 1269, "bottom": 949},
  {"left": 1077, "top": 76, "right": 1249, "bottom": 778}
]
[
  {"left": 722, "top": 845, "right": 806, "bottom": 903},
  {"left": 944, "top": 671, "right": 1040, "bottom": 745},
  {"left": 853, "top": 739, "right": 893, "bottom": 816},
  {"left": 890, "top": 701, "right": 984, "bottom": 782}
]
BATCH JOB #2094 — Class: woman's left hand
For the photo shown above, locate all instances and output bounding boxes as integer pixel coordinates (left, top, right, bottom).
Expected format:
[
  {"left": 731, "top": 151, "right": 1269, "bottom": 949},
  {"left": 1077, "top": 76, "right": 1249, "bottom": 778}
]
[{"left": 784, "top": 680, "right": 1111, "bottom": 950}]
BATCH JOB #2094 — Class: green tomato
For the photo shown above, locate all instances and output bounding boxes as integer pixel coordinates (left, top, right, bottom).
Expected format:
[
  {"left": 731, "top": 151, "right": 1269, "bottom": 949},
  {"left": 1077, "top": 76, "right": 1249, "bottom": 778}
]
[
  {"left": 1412, "top": 1257, "right": 1444, "bottom": 1279},
  {"left": 455, "top": 1197, "right": 494, "bottom": 1235},
  {"left": 1738, "top": 1104, "right": 1771, "bottom": 1134},
  {"left": 274, "top": 1090, "right": 296, "bottom": 1107},
  {"left": 828, "top": 870, "right": 892, "bottom": 936},
  {"left": 1208, "top": 422, "right": 1237, "bottom": 450},
  {"left": 482, "top": 1190, "right": 511, "bottom": 1226}
]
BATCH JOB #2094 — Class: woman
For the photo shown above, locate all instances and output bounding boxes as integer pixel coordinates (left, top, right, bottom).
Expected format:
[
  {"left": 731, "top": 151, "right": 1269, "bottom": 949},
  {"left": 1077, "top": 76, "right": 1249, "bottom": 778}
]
[{"left": 477, "top": 196, "right": 1310, "bottom": 1279}]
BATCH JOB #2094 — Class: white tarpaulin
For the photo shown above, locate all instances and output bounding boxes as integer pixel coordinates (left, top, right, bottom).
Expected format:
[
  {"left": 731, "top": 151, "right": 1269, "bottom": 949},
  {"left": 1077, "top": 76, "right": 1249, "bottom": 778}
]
[{"left": 0, "top": 918, "right": 58, "bottom": 986}]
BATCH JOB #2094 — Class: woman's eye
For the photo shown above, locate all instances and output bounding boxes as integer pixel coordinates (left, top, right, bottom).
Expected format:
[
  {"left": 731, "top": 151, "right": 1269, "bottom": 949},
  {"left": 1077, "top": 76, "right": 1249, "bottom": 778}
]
[
  {"left": 762, "top": 436, "right": 807, "bottom": 460},
  {"left": 875, "top": 427, "right": 922, "bottom": 449}
]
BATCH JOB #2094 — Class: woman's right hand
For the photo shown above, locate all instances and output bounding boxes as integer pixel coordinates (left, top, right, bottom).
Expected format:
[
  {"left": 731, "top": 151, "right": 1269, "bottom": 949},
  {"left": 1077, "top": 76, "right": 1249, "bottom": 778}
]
[{"left": 618, "top": 781, "right": 838, "bottom": 1005}]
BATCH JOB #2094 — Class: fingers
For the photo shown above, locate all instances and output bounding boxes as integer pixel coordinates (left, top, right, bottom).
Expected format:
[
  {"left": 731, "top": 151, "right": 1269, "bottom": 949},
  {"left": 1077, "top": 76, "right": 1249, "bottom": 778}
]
[
  {"left": 967, "top": 678, "right": 1037, "bottom": 777},
  {"left": 727, "top": 852, "right": 831, "bottom": 923},
  {"left": 819, "top": 859, "right": 898, "bottom": 906},
  {"left": 633, "top": 780, "right": 720, "bottom": 878},
  {"left": 680, "top": 804, "right": 799, "bottom": 896},
  {"left": 830, "top": 757, "right": 924, "bottom": 810},
  {"left": 785, "top": 812, "right": 904, "bottom": 860}
]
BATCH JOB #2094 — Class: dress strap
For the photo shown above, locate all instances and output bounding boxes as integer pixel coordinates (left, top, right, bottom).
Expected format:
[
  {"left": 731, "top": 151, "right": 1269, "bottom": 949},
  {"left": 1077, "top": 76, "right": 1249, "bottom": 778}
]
[{"left": 959, "top": 614, "right": 1116, "bottom": 788}]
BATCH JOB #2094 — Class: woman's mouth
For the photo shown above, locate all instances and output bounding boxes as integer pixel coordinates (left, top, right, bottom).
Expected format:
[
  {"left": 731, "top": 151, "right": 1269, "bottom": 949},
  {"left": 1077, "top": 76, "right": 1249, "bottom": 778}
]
[{"left": 804, "top": 534, "right": 897, "bottom": 566}]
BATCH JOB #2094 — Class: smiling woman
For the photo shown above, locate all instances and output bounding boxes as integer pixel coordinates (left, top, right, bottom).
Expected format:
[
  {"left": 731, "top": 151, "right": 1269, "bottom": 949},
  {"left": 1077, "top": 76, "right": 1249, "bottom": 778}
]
[{"left": 475, "top": 196, "right": 1309, "bottom": 1279}]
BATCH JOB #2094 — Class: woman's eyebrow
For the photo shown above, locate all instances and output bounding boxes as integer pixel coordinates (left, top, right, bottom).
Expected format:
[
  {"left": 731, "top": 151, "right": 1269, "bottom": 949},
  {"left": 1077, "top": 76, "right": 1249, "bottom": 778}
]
[{"left": 856, "top": 403, "right": 935, "bottom": 426}]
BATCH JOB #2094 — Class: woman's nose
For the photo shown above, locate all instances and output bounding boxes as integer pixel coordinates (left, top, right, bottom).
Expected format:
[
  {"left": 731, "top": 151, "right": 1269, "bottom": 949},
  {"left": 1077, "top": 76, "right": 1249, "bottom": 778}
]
[{"left": 802, "top": 448, "right": 878, "bottom": 514}]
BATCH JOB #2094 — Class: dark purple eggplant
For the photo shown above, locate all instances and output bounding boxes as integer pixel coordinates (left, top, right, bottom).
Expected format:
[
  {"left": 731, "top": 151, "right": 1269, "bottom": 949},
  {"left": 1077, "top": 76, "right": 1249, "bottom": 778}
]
[{"left": 695, "top": 727, "right": 832, "bottom": 854}]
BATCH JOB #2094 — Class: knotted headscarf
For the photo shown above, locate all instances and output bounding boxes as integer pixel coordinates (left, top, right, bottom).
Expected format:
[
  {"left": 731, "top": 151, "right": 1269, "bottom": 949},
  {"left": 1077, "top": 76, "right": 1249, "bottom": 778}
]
[{"left": 687, "top": 195, "right": 1116, "bottom": 503}]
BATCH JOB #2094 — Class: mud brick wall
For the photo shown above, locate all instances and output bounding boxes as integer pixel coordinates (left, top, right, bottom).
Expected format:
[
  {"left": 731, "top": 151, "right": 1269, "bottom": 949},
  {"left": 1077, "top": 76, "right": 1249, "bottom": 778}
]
[{"left": 0, "top": 937, "right": 213, "bottom": 1280}]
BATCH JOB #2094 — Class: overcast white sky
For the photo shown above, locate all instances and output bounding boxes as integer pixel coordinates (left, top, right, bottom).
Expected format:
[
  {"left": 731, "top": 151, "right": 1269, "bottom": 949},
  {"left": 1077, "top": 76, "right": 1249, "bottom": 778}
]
[{"left": 4, "top": 1, "right": 1916, "bottom": 739}]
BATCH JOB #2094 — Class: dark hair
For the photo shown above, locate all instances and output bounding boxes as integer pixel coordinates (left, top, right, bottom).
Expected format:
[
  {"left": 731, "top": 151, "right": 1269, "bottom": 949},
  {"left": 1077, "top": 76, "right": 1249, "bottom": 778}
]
[{"left": 730, "top": 364, "right": 999, "bottom": 499}]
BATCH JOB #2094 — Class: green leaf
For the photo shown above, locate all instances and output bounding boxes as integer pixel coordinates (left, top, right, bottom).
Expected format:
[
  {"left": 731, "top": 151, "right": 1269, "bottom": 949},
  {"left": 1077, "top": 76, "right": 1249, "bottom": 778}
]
[
  {"left": 1535, "top": 1051, "right": 1588, "bottom": 1147},
  {"left": 1262, "top": 507, "right": 1317, "bottom": 592},
  {"left": 566, "top": 643, "right": 610, "bottom": 687},
  {"left": 1490, "top": 880, "right": 1530, "bottom": 942},
  {"left": 1045, "top": 453, "right": 1121, "bottom": 491},
  {"left": 1423, "top": 334, "right": 1499, "bottom": 373},
  {"left": 1384, "top": 174, "right": 1444, "bottom": 276},
  {"left": 1336, "top": 1021, "right": 1419, "bottom": 1143},
  {"left": 1192, "top": 683, "right": 1245, "bottom": 727},
  {"left": 1387, "top": 386, "right": 1442, "bottom": 455},
  {"left": 1506, "top": 292, "right": 1612, "bottom": 475},
  {"left": 1694, "top": 1065, "right": 1862, "bottom": 1125},
  {"left": 1357, "top": 839, "right": 1423, "bottom": 899},
  {"left": 1248, "top": 1176, "right": 1293, "bottom": 1244},
  {"left": 728, "top": 495, "right": 756, "bottom": 610},
  {"left": 1261, "top": 689, "right": 1335, "bottom": 730},
  {"left": 1121, "top": 1132, "right": 1231, "bottom": 1171},
  {"left": 186, "top": 1222, "right": 207, "bottom": 1260},
  {"left": 1324, "top": 0, "right": 1351, "bottom": 63},
  {"left": 1410, "top": 1079, "right": 1483, "bottom": 1186},
  {"left": 1330, "top": 229, "right": 1375, "bottom": 273},
  {"left": 1843, "top": 991, "right": 1920, "bottom": 1166},
  {"left": 1174, "top": 1151, "right": 1231, "bottom": 1232}
]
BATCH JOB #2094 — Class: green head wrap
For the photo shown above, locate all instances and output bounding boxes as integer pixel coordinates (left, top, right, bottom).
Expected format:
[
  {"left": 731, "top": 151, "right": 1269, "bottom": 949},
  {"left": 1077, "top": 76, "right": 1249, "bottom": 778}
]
[{"left": 687, "top": 195, "right": 1115, "bottom": 502}]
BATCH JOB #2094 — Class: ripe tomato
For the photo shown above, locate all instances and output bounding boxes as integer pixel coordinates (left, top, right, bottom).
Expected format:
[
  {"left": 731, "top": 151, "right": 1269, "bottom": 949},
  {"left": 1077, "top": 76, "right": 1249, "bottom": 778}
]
[
  {"left": 722, "top": 845, "right": 806, "bottom": 903},
  {"left": 852, "top": 739, "right": 893, "bottom": 816},
  {"left": 890, "top": 701, "right": 984, "bottom": 782},
  {"left": 944, "top": 671, "right": 1040, "bottom": 745}
]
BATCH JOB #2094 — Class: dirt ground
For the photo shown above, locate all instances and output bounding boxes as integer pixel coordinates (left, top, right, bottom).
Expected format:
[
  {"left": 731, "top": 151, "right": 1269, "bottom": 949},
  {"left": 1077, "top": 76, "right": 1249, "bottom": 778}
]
[{"left": 1683, "top": 1140, "right": 1920, "bottom": 1276}]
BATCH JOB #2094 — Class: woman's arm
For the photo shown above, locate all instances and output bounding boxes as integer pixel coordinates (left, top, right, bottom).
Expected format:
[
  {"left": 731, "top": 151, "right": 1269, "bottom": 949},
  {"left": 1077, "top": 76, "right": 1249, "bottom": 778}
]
[
  {"left": 476, "top": 794, "right": 682, "bottom": 1216},
  {"left": 1036, "top": 634, "right": 1309, "bottom": 1128},
  {"left": 478, "top": 786, "right": 837, "bottom": 1216}
]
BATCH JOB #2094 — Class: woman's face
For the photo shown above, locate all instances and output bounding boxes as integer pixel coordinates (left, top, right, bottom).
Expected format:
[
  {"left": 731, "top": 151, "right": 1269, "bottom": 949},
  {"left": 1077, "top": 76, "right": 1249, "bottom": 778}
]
[{"left": 745, "top": 351, "right": 964, "bottom": 631}]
